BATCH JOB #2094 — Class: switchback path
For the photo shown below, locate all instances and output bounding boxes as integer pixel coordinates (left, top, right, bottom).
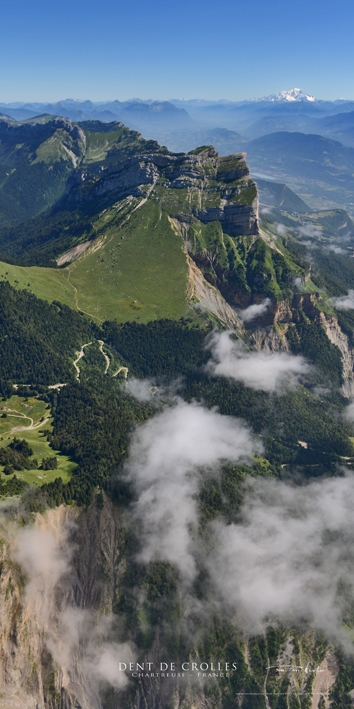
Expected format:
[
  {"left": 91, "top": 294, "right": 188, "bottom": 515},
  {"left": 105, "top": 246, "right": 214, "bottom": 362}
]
[
  {"left": 73, "top": 342, "right": 92, "bottom": 381},
  {"left": 98, "top": 340, "right": 110, "bottom": 374},
  {"left": 113, "top": 366, "right": 129, "bottom": 378},
  {"left": 11, "top": 416, "right": 51, "bottom": 433}
]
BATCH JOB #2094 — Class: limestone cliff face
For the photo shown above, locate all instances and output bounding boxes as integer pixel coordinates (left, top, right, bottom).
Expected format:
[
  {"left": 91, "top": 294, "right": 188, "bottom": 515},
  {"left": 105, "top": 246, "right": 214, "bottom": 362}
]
[
  {"left": 63, "top": 146, "right": 259, "bottom": 240},
  {"left": 0, "top": 501, "right": 123, "bottom": 709},
  {"left": 319, "top": 312, "right": 354, "bottom": 397},
  {"left": 194, "top": 201, "right": 258, "bottom": 237},
  {"left": 65, "top": 155, "right": 160, "bottom": 205},
  {"left": 0, "top": 500, "right": 340, "bottom": 709},
  {"left": 251, "top": 293, "right": 354, "bottom": 397}
]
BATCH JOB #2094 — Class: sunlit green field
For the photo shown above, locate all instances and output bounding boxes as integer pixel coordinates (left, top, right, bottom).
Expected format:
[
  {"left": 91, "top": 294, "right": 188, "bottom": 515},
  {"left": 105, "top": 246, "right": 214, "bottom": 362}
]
[
  {"left": 0, "top": 395, "right": 76, "bottom": 487},
  {"left": 0, "top": 200, "right": 190, "bottom": 324}
]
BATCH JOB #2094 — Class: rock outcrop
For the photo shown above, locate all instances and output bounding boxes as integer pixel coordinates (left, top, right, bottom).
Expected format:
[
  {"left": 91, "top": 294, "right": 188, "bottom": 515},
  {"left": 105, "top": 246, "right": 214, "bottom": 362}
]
[
  {"left": 250, "top": 293, "right": 354, "bottom": 396},
  {"left": 319, "top": 311, "right": 354, "bottom": 397},
  {"left": 63, "top": 146, "right": 259, "bottom": 239},
  {"left": 0, "top": 500, "right": 341, "bottom": 709}
]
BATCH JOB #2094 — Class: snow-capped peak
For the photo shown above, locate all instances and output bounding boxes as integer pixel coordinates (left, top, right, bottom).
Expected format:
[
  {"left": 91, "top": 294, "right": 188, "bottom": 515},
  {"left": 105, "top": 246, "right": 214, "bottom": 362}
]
[{"left": 254, "top": 88, "right": 316, "bottom": 103}]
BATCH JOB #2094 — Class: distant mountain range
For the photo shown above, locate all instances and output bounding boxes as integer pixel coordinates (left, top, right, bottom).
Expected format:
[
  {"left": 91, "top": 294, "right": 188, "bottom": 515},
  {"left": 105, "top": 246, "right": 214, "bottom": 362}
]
[
  {"left": 252, "top": 87, "right": 316, "bottom": 102},
  {"left": 3, "top": 91, "right": 354, "bottom": 214},
  {"left": 2, "top": 90, "right": 354, "bottom": 145}
]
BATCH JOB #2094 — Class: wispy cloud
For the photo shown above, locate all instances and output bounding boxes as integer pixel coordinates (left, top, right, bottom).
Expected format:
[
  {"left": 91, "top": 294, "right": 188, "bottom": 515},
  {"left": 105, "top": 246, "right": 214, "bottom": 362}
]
[
  {"left": 207, "top": 474, "right": 354, "bottom": 651},
  {"left": 239, "top": 298, "right": 271, "bottom": 322},
  {"left": 206, "top": 331, "right": 310, "bottom": 392},
  {"left": 125, "top": 377, "right": 181, "bottom": 403},
  {"left": 330, "top": 289, "right": 354, "bottom": 310},
  {"left": 327, "top": 244, "right": 346, "bottom": 255},
  {"left": 276, "top": 223, "right": 288, "bottom": 236},
  {"left": 260, "top": 205, "right": 273, "bottom": 215},
  {"left": 125, "top": 399, "right": 261, "bottom": 580},
  {"left": 298, "top": 224, "right": 322, "bottom": 239},
  {"left": 344, "top": 400, "right": 354, "bottom": 421},
  {"left": 11, "top": 508, "right": 135, "bottom": 691}
]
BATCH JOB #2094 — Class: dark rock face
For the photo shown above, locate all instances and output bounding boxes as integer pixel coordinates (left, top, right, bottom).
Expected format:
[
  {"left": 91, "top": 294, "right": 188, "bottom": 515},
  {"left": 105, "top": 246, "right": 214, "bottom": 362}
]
[
  {"left": 0, "top": 116, "right": 86, "bottom": 165},
  {"left": 195, "top": 201, "right": 258, "bottom": 236},
  {"left": 63, "top": 146, "right": 259, "bottom": 238},
  {"left": 64, "top": 154, "right": 160, "bottom": 206}
]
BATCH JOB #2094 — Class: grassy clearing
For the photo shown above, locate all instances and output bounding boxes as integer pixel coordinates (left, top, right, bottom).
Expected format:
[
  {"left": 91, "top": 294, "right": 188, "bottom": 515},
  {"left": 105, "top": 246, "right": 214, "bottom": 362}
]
[
  {"left": 0, "top": 199, "right": 190, "bottom": 324},
  {"left": 68, "top": 200, "right": 189, "bottom": 323},
  {"left": 84, "top": 128, "right": 128, "bottom": 163},
  {"left": 0, "top": 261, "right": 75, "bottom": 308},
  {"left": 0, "top": 395, "right": 75, "bottom": 486}
]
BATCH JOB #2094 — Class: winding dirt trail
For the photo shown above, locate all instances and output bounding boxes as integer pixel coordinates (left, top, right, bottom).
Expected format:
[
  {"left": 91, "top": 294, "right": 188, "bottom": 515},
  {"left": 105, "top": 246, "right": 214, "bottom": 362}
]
[
  {"left": 1, "top": 406, "right": 51, "bottom": 434},
  {"left": 65, "top": 268, "right": 101, "bottom": 322},
  {"left": 73, "top": 342, "right": 92, "bottom": 381},
  {"left": 11, "top": 416, "right": 51, "bottom": 433},
  {"left": 3, "top": 409, "right": 33, "bottom": 427},
  {"left": 113, "top": 366, "right": 129, "bottom": 379},
  {"left": 98, "top": 340, "right": 110, "bottom": 374}
]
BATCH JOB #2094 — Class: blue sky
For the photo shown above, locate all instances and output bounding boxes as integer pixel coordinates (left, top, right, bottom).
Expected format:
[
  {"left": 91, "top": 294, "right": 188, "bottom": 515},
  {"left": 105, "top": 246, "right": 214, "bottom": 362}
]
[{"left": 1, "top": 0, "right": 354, "bottom": 102}]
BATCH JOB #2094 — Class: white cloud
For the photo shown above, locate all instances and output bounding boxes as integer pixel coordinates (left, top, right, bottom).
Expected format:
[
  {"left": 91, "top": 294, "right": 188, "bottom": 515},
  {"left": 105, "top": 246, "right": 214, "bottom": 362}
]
[
  {"left": 206, "top": 331, "right": 310, "bottom": 392},
  {"left": 125, "top": 399, "right": 261, "bottom": 580},
  {"left": 239, "top": 298, "right": 271, "bottom": 322},
  {"left": 125, "top": 377, "right": 180, "bottom": 403},
  {"left": 330, "top": 290, "right": 354, "bottom": 311},
  {"left": 11, "top": 508, "right": 135, "bottom": 691},
  {"left": 207, "top": 474, "right": 354, "bottom": 651},
  {"left": 260, "top": 205, "right": 273, "bottom": 215},
  {"left": 125, "top": 377, "right": 159, "bottom": 401},
  {"left": 327, "top": 244, "right": 346, "bottom": 255},
  {"left": 344, "top": 400, "right": 354, "bottom": 421},
  {"left": 276, "top": 223, "right": 288, "bottom": 236},
  {"left": 298, "top": 224, "right": 322, "bottom": 238}
]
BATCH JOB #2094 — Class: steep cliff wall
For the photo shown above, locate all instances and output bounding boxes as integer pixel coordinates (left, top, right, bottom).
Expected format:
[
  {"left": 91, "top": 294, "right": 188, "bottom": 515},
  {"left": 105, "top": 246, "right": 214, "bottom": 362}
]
[
  {"left": 63, "top": 146, "right": 259, "bottom": 243},
  {"left": 0, "top": 501, "right": 342, "bottom": 709},
  {"left": 0, "top": 501, "right": 126, "bottom": 709},
  {"left": 251, "top": 294, "right": 354, "bottom": 397}
]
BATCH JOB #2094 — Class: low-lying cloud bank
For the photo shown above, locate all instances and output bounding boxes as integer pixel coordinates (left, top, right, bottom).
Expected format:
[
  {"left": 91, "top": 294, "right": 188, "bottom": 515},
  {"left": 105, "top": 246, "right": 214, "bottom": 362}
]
[
  {"left": 208, "top": 474, "right": 354, "bottom": 651},
  {"left": 123, "top": 380, "right": 354, "bottom": 653},
  {"left": 330, "top": 289, "right": 354, "bottom": 311},
  {"left": 125, "top": 399, "right": 261, "bottom": 580},
  {"left": 205, "top": 330, "right": 310, "bottom": 392}
]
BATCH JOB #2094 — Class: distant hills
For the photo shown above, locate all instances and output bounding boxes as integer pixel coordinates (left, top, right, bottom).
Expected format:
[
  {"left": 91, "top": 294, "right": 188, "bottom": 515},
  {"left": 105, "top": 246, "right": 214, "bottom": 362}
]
[
  {"left": 3, "top": 91, "right": 354, "bottom": 214},
  {"left": 2, "top": 90, "right": 354, "bottom": 145},
  {"left": 245, "top": 132, "right": 354, "bottom": 212},
  {"left": 0, "top": 99, "right": 194, "bottom": 134}
]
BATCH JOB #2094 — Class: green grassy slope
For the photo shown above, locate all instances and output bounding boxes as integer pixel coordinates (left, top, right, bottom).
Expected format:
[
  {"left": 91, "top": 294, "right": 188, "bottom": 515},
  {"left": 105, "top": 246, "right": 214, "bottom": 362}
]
[
  {"left": 67, "top": 200, "right": 189, "bottom": 323},
  {"left": 0, "top": 117, "right": 85, "bottom": 225},
  {"left": 0, "top": 200, "right": 189, "bottom": 323},
  {"left": 0, "top": 395, "right": 75, "bottom": 486},
  {"left": 0, "top": 260, "right": 76, "bottom": 308}
]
